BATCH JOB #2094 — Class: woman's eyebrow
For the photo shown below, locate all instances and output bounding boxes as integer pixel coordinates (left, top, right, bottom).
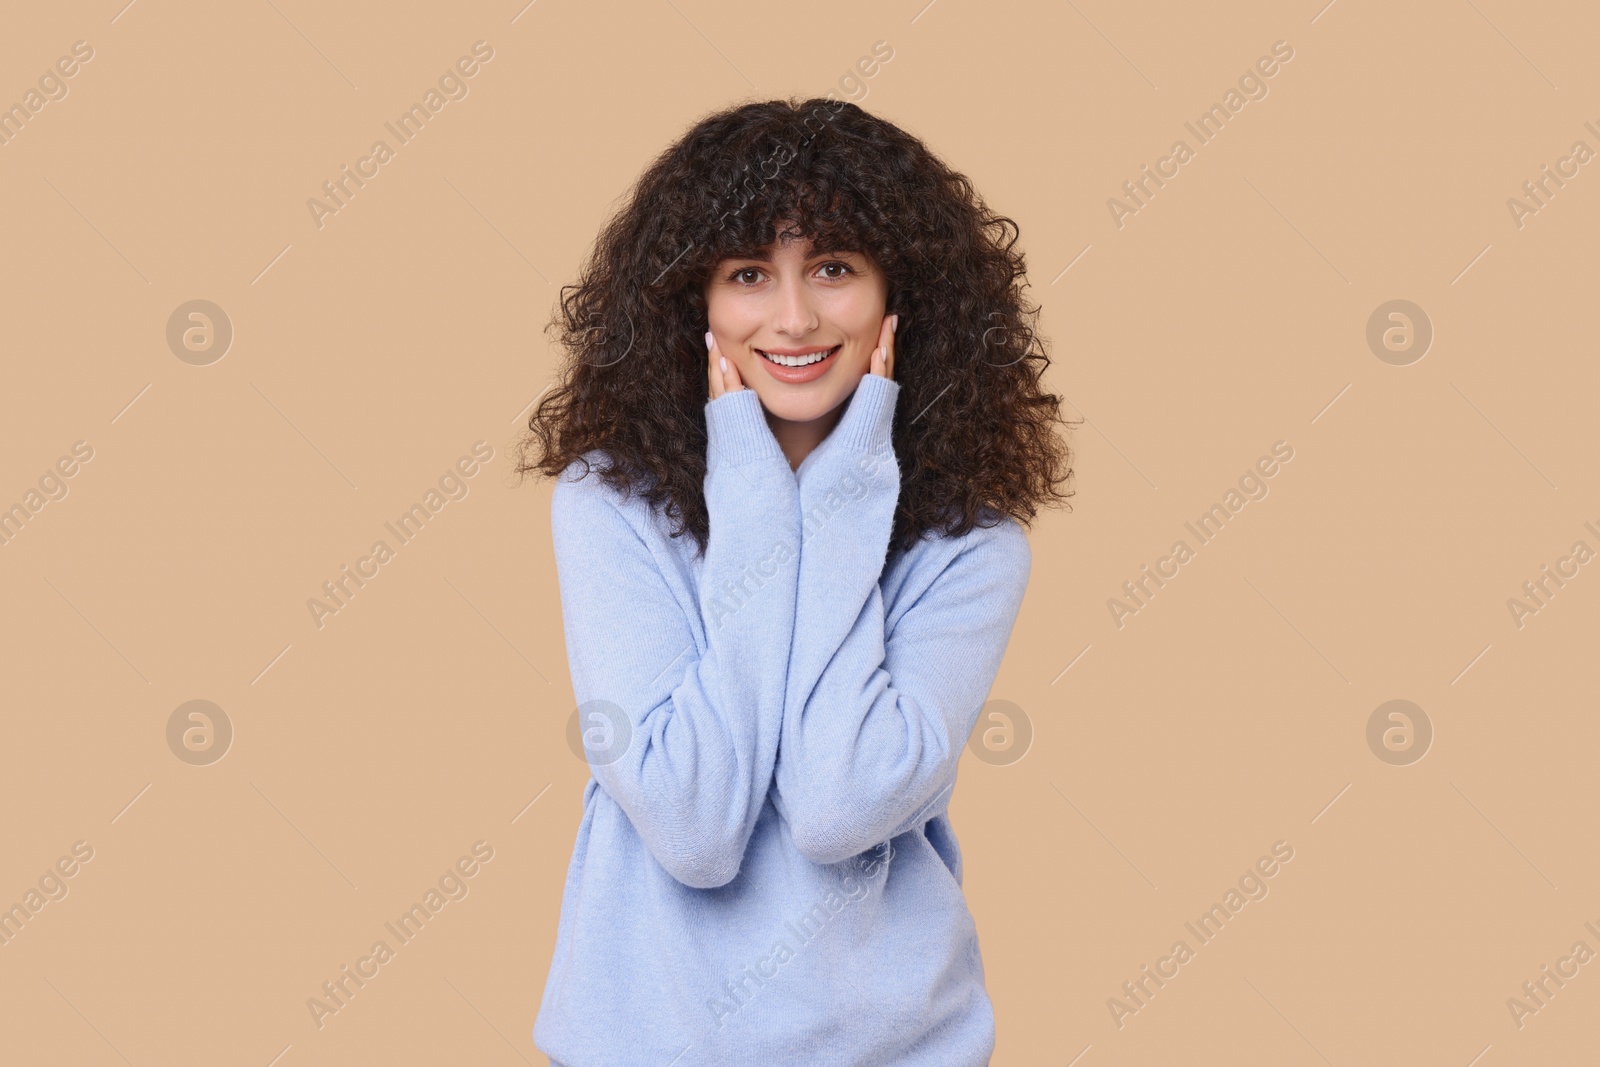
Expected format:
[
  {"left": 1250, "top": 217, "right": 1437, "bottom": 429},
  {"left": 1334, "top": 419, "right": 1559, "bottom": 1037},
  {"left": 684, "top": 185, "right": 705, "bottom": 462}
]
[{"left": 718, "top": 246, "right": 858, "bottom": 263}]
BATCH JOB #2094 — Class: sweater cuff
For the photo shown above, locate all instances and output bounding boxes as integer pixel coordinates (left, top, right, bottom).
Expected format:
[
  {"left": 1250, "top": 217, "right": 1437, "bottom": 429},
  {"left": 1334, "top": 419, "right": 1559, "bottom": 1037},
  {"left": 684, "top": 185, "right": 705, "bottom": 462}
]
[
  {"left": 704, "top": 389, "right": 784, "bottom": 469},
  {"left": 836, "top": 374, "right": 900, "bottom": 454}
]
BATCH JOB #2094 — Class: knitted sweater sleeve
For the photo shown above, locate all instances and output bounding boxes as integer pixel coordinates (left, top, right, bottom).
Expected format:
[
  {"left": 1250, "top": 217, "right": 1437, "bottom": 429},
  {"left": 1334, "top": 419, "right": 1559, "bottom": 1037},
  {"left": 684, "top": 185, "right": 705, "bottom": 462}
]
[
  {"left": 549, "top": 388, "right": 800, "bottom": 889},
  {"left": 774, "top": 373, "right": 1033, "bottom": 865}
]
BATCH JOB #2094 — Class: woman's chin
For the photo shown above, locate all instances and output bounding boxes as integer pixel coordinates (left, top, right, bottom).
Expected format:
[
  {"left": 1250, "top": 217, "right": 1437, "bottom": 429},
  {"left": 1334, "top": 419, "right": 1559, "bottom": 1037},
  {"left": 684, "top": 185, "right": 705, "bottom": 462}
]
[{"left": 753, "top": 387, "right": 847, "bottom": 426}]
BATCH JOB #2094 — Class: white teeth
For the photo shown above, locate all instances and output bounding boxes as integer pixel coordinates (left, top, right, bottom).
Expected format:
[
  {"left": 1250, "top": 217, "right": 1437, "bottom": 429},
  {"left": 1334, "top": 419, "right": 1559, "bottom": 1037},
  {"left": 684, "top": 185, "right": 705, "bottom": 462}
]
[{"left": 759, "top": 348, "right": 834, "bottom": 367}]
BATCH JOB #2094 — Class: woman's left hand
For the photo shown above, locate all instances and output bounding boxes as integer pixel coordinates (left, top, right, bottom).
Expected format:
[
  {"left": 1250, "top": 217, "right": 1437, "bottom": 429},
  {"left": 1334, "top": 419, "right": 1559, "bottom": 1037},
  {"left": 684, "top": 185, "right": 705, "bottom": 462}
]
[{"left": 869, "top": 313, "right": 898, "bottom": 381}]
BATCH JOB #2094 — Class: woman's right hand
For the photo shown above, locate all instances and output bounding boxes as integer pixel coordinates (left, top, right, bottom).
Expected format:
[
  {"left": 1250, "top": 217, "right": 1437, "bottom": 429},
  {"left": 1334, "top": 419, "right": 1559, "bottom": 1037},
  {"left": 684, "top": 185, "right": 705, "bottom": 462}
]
[{"left": 706, "top": 330, "right": 745, "bottom": 400}]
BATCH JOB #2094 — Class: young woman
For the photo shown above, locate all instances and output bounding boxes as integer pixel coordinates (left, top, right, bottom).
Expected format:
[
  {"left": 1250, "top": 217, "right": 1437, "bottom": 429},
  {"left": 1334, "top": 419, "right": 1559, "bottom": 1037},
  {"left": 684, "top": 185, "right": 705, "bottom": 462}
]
[{"left": 519, "top": 97, "right": 1074, "bottom": 1066}]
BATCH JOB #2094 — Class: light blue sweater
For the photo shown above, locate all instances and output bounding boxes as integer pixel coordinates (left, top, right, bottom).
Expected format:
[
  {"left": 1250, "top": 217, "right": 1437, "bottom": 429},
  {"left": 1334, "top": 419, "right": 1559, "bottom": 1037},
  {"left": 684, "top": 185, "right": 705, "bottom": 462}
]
[{"left": 534, "top": 373, "right": 1032, "bottom": 1066}]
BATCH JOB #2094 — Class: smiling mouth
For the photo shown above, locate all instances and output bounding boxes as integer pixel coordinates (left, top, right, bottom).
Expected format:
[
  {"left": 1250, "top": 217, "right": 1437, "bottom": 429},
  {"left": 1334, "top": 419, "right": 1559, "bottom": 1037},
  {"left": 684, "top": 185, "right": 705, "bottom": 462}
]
[{"left": 757, "top": 345, "right": 841, "bottom": 367}]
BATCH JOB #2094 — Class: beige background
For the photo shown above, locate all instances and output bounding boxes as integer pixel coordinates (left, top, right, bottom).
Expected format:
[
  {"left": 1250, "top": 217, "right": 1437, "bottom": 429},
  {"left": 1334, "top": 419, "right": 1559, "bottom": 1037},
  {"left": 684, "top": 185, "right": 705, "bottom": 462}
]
[{"left": 2, "top": 0, "right": 1596, "bottom": 1063}]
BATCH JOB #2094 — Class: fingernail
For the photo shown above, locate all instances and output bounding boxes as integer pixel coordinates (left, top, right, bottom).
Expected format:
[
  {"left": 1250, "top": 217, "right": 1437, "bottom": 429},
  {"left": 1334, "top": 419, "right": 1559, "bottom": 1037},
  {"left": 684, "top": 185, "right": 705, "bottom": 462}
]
[
  {"left": 720, "top": 356, "right": 728, "bottom": 373},
  {"left": 705, "top": 330, "right": 714, "bottom": 350},
  {"left": 891, "top": 314, "right": 899, "bottom": 334}
]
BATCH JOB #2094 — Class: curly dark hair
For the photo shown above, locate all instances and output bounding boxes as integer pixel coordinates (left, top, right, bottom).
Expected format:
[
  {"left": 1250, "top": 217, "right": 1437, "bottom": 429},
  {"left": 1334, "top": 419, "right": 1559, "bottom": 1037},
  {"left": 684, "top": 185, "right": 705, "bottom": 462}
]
[{"left": 515, "top": 96, "right": 1076, "bottom": 557}]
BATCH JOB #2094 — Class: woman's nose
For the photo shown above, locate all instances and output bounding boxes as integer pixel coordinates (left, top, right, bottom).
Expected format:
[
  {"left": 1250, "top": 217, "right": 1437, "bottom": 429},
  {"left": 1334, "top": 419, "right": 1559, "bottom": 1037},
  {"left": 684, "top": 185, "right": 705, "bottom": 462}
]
[{"left": 775, "top": 277, "right": 819, "bottom": 336}]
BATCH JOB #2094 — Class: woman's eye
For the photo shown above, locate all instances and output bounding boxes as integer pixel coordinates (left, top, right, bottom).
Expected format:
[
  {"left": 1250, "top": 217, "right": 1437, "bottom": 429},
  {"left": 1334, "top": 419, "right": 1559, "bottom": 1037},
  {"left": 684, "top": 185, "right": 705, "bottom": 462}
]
[{"left": 726, "top": 262, "right": 853, "bottom": 284}]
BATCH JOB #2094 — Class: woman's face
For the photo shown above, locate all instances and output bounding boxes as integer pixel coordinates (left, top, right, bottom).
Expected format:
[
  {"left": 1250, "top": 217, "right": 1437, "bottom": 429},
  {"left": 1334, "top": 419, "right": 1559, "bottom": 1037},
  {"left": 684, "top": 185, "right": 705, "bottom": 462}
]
[{"left": 704, "top": 232, "right": 888, "bottom": 424}]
